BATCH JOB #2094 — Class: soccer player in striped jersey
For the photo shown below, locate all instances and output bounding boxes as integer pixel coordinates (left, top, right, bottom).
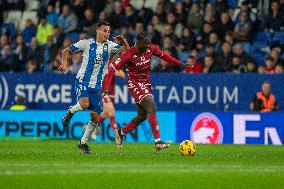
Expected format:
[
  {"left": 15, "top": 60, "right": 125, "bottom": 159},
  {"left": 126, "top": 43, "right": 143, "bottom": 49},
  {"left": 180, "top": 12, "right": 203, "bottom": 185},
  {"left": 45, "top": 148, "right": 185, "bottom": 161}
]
[{"left": 59, "top": 21, "right": 129, "bottom": 154}]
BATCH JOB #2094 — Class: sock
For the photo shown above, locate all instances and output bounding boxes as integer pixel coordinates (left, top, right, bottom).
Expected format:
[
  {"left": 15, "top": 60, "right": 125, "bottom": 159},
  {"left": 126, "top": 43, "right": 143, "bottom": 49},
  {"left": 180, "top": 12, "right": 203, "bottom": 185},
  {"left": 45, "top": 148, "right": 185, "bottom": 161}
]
[
  {"left": 98, "top": 115, "right": 104, "bottom": 125},
  {"left": 122, "top": 121, "right": 137, "bottom": 134},
  {"left": 80, "top": 121, "right": 97, "bottom": 144},
  {"left": 109, "top": 116, "right": 118, "bottom": 130},
  {"left": 148, "top": 113, "right": 160, "bottom": 140},
  {"left": 70, "top": 102, "right": 83, "bottom": 114}
]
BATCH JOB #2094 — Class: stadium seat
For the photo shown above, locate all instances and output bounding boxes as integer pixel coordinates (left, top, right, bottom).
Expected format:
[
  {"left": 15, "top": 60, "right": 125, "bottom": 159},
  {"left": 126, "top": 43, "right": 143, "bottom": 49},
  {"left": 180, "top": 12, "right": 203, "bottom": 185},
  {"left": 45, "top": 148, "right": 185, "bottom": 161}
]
[
  {"left": 19, "top": 11, "right": 38, "bottom": 31},
  {"left": 280, "top": 53, "right": 284, "bottom": 61},
  {"left": 209, "top": 0, "right": 216, "bottom": 4},
  {"left": 251, "top": 52, "right": 266, "bottom": 65},
  {"left": 3, "top": 23, "right": 16, "bottom": 38},
  {"left": 66, "top": 32, "right": 79, "bottom": 43},
  {"left": 252, "top": 41, "right": 268, "bottom": 51},
  {"left": 24, "top": 0, "right": 39, "bottom": 11},
  {"left": 255, "top": 32, "right": 271, "bottom": 43},
  {"left": 5, "top": 11, "right": 22, "bottom": 30},
  {"left": 227, "top": 0, "right": 238, "bottom": 8},
  {"left": 273, "top": 32, "right": 284, "bottom": 44}
]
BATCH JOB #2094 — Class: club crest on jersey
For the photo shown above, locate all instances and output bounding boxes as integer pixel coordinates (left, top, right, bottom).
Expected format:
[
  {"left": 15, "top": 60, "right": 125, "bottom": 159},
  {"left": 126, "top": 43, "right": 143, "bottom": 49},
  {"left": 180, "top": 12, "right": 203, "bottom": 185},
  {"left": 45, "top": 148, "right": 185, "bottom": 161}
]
[
  {"left": 103, "top": 45, "right": 108, "bottom": 51},
  {"left": 190, "top": 113, "right": 223, "bottom": 144}
]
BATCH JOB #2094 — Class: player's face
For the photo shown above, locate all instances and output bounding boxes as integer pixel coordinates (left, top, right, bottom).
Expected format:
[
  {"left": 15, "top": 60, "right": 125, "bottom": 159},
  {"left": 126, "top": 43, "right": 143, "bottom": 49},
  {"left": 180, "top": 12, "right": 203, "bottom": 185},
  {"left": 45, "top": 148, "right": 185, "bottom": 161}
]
[
  {"left": 136, "top": 39, "right": 151, "bottom": 52},
  {"left": 96, "top": 25, "right": 111, "bottom": 42}
]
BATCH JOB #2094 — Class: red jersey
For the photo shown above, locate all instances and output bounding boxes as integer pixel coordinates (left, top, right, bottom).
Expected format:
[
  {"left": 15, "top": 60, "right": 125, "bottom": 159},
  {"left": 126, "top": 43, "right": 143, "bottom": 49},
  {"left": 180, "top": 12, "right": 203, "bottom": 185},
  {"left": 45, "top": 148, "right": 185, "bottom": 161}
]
[
  {"left": 104, "top": 44, "right": 183, "bottom": 103},
  {"left": 108, "top": 44, "right": 183, "bottom": 84}
]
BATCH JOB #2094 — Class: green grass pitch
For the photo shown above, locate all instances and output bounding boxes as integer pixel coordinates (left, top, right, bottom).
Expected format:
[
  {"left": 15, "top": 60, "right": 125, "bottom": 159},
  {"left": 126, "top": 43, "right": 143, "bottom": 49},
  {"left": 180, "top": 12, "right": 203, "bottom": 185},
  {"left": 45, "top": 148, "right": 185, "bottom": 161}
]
[{"left": 0, "top": 138, "right": 283, "bottom": 189}]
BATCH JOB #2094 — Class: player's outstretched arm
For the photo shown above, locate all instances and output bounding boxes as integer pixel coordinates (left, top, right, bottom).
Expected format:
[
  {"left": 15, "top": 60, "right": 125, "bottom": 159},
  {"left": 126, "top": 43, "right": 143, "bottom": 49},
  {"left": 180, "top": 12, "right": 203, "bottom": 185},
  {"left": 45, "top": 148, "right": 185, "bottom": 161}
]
[
  {"left": 113, "top": 35, "right": 130, "bottom": 52},
  {"left": 152, "top": 45, "right": 183, "bottom": 66},
  {"left": 59, "top": 47, "right": 72, "bottom": 73}
]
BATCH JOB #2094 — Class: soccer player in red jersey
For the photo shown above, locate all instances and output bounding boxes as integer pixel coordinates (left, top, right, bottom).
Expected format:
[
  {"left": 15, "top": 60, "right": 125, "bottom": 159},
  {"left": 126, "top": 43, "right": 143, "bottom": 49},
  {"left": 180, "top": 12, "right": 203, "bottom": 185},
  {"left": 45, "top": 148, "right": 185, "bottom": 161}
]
[{"left": 104, "top": 32, "right": 186, "bottom": 151}]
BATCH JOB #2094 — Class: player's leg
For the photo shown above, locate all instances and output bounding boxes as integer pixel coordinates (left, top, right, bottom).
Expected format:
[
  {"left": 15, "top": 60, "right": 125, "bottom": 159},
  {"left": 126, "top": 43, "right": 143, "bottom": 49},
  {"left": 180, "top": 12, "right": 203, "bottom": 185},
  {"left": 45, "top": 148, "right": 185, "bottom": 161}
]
[
  {"left": 62, "top": 97, "right": 90, "bottom": 128},
  {"left": 62, "top": 80, "right": 91, "bottom": 128},
  {"left": 78, "top": 111, "right": 100, "bottom": 154},
  {"left": 140, "top": 95, "right": 170, "bottom": 151},
  {"left": 119, "top": 104, "right": 147, "bottom": 136}
]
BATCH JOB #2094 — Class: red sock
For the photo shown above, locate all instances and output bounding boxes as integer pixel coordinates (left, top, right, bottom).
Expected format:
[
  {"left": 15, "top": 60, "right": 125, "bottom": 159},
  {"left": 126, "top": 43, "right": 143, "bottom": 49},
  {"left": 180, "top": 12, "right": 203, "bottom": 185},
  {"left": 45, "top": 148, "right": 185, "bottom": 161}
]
[
  {"left": 98, "top": 115, "right": 104, "bottom": 125},
  {"left": 148, "top": 113, "right": 160, "bottom": 139},
  {"left": 109, "top": 116, "right": 118, "bottom": 130},
  {"left": 122, "top": 121, "right": 137, "bottom": 134}
]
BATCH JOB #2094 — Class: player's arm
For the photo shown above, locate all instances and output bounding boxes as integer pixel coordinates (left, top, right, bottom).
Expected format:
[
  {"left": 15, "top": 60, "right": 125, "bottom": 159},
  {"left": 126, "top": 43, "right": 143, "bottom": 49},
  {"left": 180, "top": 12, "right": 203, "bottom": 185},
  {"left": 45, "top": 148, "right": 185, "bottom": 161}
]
[
  {"left": 103, "top": 51, "right": 131, "bottom": 94},
  {"left": 113, "top": 35, "right": 130, "bottom": 53},
  {"left": 59, "top": 40, "right": 86, "bottom": 73},
  {"left": 152, "top": 45, "right": 183, "bottom": 66}
]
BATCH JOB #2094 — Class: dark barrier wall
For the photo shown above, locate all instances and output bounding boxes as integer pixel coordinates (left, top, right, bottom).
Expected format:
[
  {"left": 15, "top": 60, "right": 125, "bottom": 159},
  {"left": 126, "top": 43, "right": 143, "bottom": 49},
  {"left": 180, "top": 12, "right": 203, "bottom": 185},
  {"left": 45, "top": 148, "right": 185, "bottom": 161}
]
[{"left": 0, "top": 73, "right": 283, "bottom": 111}]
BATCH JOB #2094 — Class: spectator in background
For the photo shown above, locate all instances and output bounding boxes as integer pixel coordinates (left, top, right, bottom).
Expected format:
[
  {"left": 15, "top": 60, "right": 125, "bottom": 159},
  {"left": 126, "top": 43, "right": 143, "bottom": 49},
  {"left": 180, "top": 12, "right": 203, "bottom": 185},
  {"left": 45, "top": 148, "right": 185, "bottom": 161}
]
[
  {"left": 202, "top": 55, "right": 222, "bottom": 73},
  {"left": 184, "top": 55, "right": 202, "bottom": 74},
  {"left": 199, "top": 23, "right": 214, "bottom": 45},
  {"left": 257, "top": 64, "right": 267, "bottom": 73},
  {"left": 123, "top": 5, "right": 140, "bottom": 28},
  {"left": 27, "top": 37, "right": 42, "bottom": 65},
  {"left": 250, "top": 81, "right": 278, "bottom": 112},
  {"left": 180, "top": 27, "right": 196, "bottom": 50},
  {"left": 109, "top": 0, "right": 125, "bottom": 31},
  {"left": 14, "top": 34, "right": 29, "bottom": 71},
  {"left": 214, "top": 0, "right": 228, "bottom": 16},
  {"left": 151, "top": 14, "right": 164, "bottom": 34},
  {"left": 270, "top": 47, "right": 281, "bottom": 65},
  {"left": 58, "top": 4, "right": 78, "bottom": 33},
  {"left": 163, "top": 24, "right": 179, "bottom": 43},
  {"left": 275, "top": 63, "right": 284, "bottom": 73},
  {"left": 187, "top": 3, "right": 203, "bottom": 33},
  {"left": 46, "top": 4, "right": 59, "bottom": 26},
  {"left": 72, "top": 0, "right": 86, "bottom": 21},
  {"left": 230, "top": 56, "right": 245, "bottom": 73},
  {"left": 10, "top": 95, "right": 27, "bottom": 110},
  {"left": 70, "top": 52, "right": 83, "bottom": 74},
  {"left": 21, "top": 19, "right": 37, "bottom": 43},
  {"left": 52, "top": 26, "right": 65, "bottom": 47},
  {"left": 2, "top": 44, "right": 19, "bottom": 72},
  {"left": 174, "top": 2, "right": 187, "bottom": 24},
  {"left": 265, "top": 56, "right": 276, "bottom": 73},
  {"left": 49, "top": 59, "right": 61, "bottom": 73},
  {"left": 146, "top": 24, "right": 161, "bottom": 46},
  {"left": 36, "top": 17, "right": 54, "bottom": 45},
  {"left": 224, "top": 31, "right": 235, "bottom": 45},
  {"left": 216, "top": 42, "right": 233, "bottom": 72},
  {"left": 216, "top": 12, "right": 234, "bottom": 39},
  {"left": 233, "top": 43, "right": 251, "bottom": 65},
  {"left": 245, "top": 59, "right": 257, "bottom": 73},
  {"left": 98, "top": 11, "right": 108, "bottom": 23},
  {"left": 155, "top": 3, "right": 167, "bottom": 23},
  {"left": 208, "top": 32, "right": 221, "bottom": 53},
  {"left": 25, "top": 59, "right": 39, "bottom": 74},
  {"left": 166, "top": 12, "right": 183, "bottom": 38},
  {"left": 234, "top": 11, "right": 253, "bottom": 41},
  {"left": 0, "top": 35, "right": 10, "bottom": 57},
  {"left": 265, "top": 1, "right": 284, "bottom": 32},
  {"left": 82, "top": 8, "right": 96, "bottom": 34}
]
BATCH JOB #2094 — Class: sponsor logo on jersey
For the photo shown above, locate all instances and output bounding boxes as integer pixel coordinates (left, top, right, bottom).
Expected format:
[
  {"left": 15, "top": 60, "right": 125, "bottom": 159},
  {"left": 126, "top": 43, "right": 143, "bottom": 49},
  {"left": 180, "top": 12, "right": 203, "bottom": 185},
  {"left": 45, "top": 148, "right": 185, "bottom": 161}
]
[{"left": 190, "top": 112, "right": 223, "bottom": 144}]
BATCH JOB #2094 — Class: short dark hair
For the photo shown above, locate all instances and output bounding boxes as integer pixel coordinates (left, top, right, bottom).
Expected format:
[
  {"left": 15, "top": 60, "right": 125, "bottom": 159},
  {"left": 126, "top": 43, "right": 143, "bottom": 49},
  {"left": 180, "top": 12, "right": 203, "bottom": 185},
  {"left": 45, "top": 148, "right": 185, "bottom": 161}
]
[
  {"left": 266, "top": 56, "right": 275, "bottom": 62},
  {"left": 136, "top": 31, "right": 151, "bottom": 42},
  {"left": 97, "top": 21, "right": 110, "bottom": 28}
]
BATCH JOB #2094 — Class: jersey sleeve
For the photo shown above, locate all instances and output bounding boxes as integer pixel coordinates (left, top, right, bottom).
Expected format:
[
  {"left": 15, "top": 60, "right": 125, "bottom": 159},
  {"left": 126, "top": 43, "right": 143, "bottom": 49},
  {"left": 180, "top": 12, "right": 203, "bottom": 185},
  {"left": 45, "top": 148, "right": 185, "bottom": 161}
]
[
  {"left": 151, "top": 44, "right": 183, "bottom": 66},
  {"left": 111, "top": 50, "right": 131, "bottom": 70},
  {"left": 69, "top": 39, "right": 88, "bottom": 52}
]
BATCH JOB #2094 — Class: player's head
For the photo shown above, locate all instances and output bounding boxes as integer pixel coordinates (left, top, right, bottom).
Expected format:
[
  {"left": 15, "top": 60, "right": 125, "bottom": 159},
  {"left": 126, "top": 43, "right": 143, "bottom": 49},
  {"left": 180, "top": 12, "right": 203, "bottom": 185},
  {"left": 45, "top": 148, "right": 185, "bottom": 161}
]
[
  {"left": 96, "top": 21, "right": 111, "bottom": 42},
  {"left": 136, "top": 32, "right": 151, "bottom": 52}
]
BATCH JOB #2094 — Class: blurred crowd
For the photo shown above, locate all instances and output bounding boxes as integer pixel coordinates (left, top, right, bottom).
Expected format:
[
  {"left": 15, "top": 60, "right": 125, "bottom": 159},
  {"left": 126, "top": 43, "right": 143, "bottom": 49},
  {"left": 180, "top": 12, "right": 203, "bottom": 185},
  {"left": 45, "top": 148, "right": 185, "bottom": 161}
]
[{"left": 0, "top": 0, "right": 284, "bottom": 74}]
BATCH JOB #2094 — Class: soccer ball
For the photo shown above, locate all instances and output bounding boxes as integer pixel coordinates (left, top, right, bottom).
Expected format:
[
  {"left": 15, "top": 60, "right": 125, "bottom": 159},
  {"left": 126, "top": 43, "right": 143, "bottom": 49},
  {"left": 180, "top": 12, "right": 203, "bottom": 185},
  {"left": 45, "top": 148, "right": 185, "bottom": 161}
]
[{"left": 179, "top": 140, "right": 197, "bottom": 156}]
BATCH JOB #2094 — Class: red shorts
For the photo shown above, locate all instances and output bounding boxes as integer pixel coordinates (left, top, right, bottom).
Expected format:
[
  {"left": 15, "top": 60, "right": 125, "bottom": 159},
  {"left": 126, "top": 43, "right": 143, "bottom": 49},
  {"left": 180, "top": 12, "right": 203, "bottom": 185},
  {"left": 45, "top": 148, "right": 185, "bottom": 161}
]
[{"left": 127, "top": 80, "right": 152, "bottom": 104}]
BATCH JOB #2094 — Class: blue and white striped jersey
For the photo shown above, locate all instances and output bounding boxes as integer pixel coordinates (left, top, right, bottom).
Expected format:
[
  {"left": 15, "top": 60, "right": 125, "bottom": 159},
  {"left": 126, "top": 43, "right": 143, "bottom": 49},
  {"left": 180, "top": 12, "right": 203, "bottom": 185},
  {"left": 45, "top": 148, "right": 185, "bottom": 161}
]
[{"left": 70, "top": 38, "right": 120, "bottom": 89}]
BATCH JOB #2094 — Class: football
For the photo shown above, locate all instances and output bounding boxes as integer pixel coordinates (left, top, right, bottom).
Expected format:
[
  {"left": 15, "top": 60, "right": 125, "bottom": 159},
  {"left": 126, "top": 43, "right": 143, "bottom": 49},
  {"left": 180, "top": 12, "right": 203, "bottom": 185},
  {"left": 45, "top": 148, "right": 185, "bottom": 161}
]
[{"left": 179, "top": 140, "right": 197, "bottom": 156}]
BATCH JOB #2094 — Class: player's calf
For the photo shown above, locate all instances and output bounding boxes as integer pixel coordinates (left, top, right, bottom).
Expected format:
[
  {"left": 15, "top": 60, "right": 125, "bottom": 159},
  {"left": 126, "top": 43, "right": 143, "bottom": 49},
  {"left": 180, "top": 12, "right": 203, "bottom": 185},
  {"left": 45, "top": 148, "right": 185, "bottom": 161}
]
[{"left": 62, "top": 107, "right": 74, "bottom": 128}]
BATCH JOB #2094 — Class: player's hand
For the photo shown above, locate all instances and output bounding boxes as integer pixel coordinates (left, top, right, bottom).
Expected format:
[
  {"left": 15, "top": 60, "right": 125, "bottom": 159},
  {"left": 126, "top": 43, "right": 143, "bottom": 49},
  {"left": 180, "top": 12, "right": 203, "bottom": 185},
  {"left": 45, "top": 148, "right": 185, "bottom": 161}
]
[
  {"left": 58, "top": 64, "right": 67, "bottom": 73},
  {"left": 113, "top": 35, "right": 125, "bottom": 44}
]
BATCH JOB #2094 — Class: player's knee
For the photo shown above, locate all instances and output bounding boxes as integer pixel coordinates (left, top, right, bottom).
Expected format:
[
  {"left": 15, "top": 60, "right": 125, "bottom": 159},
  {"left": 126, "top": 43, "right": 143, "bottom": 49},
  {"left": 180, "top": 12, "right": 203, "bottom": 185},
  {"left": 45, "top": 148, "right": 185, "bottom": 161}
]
[
  {"left": 146, "top": 106, "right": 156, "bottom": 114},
  {"left": 80, "top": 101, "right": 90, "bottom": 110},
  {"left": 90, "top": 112, "right": 99, "bottom": 122}
]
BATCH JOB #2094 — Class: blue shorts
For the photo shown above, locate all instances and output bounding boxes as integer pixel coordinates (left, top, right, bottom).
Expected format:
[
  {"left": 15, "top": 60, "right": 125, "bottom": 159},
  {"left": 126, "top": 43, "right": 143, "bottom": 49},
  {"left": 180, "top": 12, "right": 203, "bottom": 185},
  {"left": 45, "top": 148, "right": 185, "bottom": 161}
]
[{"left": 74, "top": 79, "right": 102, "bottom": 113}]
